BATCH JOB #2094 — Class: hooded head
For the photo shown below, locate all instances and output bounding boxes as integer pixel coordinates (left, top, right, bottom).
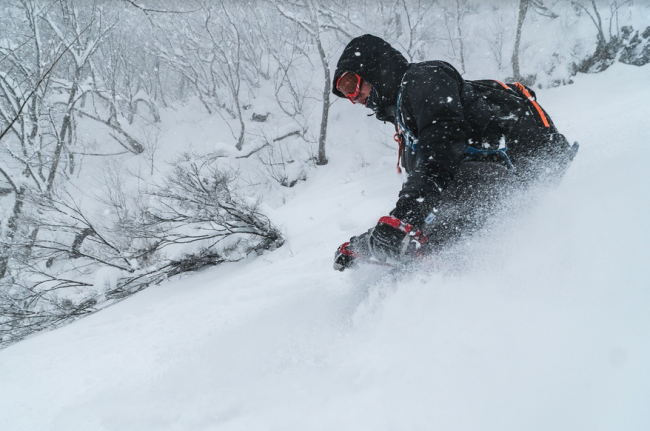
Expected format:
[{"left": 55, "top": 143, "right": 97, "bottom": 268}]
[{"left": 332, "top": 34, "right": 409, "bottom": 123}]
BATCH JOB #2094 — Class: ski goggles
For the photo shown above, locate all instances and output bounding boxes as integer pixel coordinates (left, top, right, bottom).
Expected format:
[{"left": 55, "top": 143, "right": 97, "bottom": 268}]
[{"left": 336, "top": 71, "right": 362, "bottom": 103}]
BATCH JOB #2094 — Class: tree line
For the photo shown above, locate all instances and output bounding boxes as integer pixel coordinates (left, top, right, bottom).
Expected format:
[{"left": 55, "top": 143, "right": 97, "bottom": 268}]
[{"left": 1, "top": 0, "right": 647, "bottom": 346}]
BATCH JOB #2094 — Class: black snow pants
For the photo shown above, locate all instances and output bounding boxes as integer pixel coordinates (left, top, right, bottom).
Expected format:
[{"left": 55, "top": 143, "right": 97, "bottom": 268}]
[{"left": 420, "top": 160, "right": 516, "bottom": 252}]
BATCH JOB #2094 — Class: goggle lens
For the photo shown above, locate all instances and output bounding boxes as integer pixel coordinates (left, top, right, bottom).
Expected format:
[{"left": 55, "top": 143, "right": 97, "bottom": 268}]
[{"left": 336, "top": 72, "right": 362, "bottom": 103}]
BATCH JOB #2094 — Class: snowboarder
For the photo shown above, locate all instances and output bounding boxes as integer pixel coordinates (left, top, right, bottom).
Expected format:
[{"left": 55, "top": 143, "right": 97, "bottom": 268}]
[{"left": 332, "top": 34, "right": 577, "bottom": 271}]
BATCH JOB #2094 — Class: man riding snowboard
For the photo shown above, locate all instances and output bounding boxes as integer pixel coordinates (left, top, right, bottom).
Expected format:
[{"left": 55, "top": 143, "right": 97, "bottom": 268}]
[{"left": 332, "top": 34, "right": 577, "bottom": 271}]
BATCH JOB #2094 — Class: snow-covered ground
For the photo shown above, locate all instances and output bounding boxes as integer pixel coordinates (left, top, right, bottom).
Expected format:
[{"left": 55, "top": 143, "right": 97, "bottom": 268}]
[{"left": 1, "top": 64, "right": 649, "bottom": 430}]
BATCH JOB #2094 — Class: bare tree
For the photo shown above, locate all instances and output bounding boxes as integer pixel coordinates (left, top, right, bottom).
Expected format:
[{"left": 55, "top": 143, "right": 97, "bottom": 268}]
[
  {"left": 91, "top": 31, "right": 160, "bottom": 126},
  {"left": 440, "top": 0, "right": 477, "bottom": 74},
  {"left": 1, "top": 151, "right": 284, "bottom": 347},
  {"left": 485, "top": 4, "right": 511, "bottom": 74},
  {"left": 142, "top": 127, "right": 161, "bottom": 176},
  {"left": 397, "top": 0, "right": 436, "bottom": 62},
  {"left": 153, "top": 1, "right": 261, "bottom": 151},
  {"left": 257, "top": 141, "right": 308, "bottom": 188},
  {"left": 276, "top": 0, "right": 336, "bottom": 166},
  {"left": 0, "top": 0, "right": 104, "bottom": 278},
  {"left": 41, "top": 2, "right": 120, "bottom": 190},
  {"left": 571, "top": 0, "right": 632, "bottom": 72},
  {"left": 252, "top": 6, "right": 312, "bottom": 141},
  {"left": 512, "top": 0, "right": 558, "bottom": 82},
  {"left": 205, "top": 1, "right": 248, "bottom": 150}
]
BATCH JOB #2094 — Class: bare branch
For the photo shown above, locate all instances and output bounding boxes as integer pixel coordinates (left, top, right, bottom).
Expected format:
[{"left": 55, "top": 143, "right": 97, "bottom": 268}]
[
  {"left": 122, "top": 0, "right": 200, "bottom": 15},
  {"left": 0, "top": 35, "right": 35, "bottom": 66},
  {"left": 74, "top": 109, "right": 144, "bottom": 154},
  {"left": 0, "top": 18, "right": 95, "bottom": 144}
]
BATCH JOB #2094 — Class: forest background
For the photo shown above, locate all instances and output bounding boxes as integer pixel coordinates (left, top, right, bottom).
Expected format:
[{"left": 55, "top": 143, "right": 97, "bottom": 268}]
[{"left": 1, "top": 0, "right": 649, "bottom": 347}]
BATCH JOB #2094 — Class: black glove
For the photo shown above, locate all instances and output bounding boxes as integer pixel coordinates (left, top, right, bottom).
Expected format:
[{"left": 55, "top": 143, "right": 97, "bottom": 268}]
[
  {"left": 333, "top": 232, "right": 372, "bottom": 271},
  {"left": 333, "top": 241, "right": 356, "bottom": 271},
  {"left": 333, "top": 217, "right": 427, "bottom": 271},
  {"left": 368, "top": 216, "right": 427, "bottom": 262}
]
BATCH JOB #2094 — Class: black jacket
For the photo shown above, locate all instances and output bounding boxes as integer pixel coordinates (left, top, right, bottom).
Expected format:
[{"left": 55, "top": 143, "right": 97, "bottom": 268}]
[{"left": 333, "top": 35, "right": 569, "bottom": 227}]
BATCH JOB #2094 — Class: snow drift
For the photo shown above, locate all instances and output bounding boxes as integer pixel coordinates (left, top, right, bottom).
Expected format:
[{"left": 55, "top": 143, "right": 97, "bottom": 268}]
[{"left": 0, "top": 64, "right": 649, "bottom": 431}]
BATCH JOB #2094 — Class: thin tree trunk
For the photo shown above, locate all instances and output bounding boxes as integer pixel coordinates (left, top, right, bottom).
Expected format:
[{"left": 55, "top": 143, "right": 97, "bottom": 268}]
[
  {"left": 235, "top": 100, "right": 245, "bottom": 151},
  {"left": 455, "top": 0, "right": 466, "bottom": 74},
  {"left": 315, "top": 33, "right": 329, "bottom": 166},
  {"left": 154, "top": 56, "right": 168, "bottom": 108},
  {"left": 590, "top": 0, "right": 606, "bottom": 47},
  {"left": 512, "top": 0, "right": 530, "bottom": 81},
  {"left": 46, "top": 68, "right": 80, "bottom": 194},
  {"left": 0, "top": 187, "right": 25, "bottom": 279}
]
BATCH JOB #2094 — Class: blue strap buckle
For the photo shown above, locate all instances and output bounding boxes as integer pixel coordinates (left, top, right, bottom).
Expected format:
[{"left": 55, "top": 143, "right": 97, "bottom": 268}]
[{"left": 464, "top": 146, "right": 516, "bottom": 171}]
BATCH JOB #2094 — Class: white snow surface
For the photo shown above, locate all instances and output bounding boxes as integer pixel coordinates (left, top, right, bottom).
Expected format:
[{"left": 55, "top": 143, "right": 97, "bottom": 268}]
[{"left": 1, "top": 64, "right": 650, "bottom": 430}]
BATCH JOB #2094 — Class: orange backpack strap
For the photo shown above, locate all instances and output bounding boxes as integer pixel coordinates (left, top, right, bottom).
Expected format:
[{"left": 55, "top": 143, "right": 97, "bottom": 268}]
[
  {"left": 513, "top": 82, "right": 550, "bottom": 128},
  {"left": 493, "top": 79, "right": 551, "bottom": 128},
  {"left": 493, "top": 79, "right": 511, "bottom": 90}
]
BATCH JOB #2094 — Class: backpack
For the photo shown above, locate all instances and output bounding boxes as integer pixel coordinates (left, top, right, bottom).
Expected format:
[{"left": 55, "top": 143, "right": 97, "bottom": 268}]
[{"left": 471, "top": 80, "right": 555, "bottom": 130}]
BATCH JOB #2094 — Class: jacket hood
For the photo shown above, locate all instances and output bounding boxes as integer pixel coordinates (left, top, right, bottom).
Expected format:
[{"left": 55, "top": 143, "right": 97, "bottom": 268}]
[{"left": 332, "top": 34, "right": 409, "bottom": 123}]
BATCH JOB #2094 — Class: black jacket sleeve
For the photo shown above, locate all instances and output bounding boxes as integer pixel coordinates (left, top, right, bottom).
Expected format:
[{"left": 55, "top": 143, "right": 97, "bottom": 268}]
[{"left": 390, "top": 62, "right": 470, "bottom": 227}]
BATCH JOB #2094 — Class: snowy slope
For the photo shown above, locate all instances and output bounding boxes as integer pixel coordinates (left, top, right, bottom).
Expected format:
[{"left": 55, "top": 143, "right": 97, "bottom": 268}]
[{"left": 1, "top": 64, "right": 649, "bottom": 431}]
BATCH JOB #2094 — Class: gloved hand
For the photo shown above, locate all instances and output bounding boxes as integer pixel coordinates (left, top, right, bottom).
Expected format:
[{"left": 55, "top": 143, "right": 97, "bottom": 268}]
[
  {"left": 333, "top": 232, "right": 371, "bottom": 271},
  {"left": 333, "top": 217, "right": 427, "bottom": 271},
  {"left": 368, "top": 216, "right": 427, "bottom": 262},
  {"left": 333, "top": 242, "right": 356, "bottom": 271}
]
